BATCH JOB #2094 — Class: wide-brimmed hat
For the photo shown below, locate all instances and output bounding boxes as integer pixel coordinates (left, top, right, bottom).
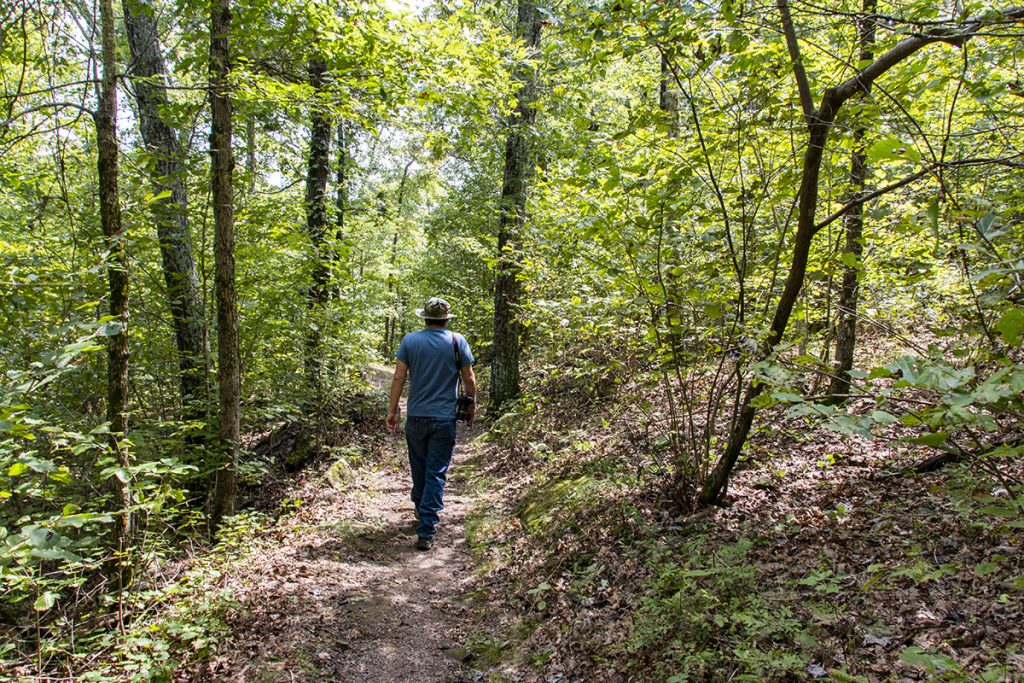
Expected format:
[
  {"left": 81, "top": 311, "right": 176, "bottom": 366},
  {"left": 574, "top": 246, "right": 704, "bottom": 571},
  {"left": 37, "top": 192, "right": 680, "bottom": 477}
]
[{"left": 415, "top": 297, "right": 456, "bottom": 320}]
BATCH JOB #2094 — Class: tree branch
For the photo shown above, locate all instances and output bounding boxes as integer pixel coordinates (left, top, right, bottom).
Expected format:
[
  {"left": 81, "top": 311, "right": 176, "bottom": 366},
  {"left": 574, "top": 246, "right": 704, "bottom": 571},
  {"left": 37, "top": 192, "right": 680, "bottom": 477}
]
[
  {"left": 813, "top": 153, "right": 1024, "bottom": 234},
  {"left": 1, "top": 101, "right": 96, "bottom": 130},
  {"left": 777, "top": 0, "right": 815, "bottom": 123}
]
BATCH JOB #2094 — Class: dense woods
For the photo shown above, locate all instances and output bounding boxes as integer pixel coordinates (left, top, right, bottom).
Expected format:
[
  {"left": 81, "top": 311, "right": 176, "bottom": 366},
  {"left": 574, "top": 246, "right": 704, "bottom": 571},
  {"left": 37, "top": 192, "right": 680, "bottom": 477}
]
[{"left": 1, "top": 0, "right": 1022, "bottom": 680}]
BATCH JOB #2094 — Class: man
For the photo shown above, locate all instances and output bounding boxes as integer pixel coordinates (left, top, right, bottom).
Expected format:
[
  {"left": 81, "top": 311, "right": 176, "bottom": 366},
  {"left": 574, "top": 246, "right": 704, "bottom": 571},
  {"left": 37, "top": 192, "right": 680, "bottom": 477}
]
[{"left": 386, "top": 297, "right": 476, "bottom": 550}]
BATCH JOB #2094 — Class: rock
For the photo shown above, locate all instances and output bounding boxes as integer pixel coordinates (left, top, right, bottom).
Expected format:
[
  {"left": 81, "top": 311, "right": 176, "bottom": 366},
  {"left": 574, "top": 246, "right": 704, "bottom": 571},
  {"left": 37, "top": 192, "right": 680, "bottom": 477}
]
[{"left": 807, "top": 663, "right": 828, "bottom": 678}]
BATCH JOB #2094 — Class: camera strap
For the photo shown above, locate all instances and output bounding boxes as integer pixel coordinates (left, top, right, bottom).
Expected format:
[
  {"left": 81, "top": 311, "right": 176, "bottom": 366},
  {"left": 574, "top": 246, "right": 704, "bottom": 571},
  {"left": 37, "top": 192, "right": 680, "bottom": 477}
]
[{"left": 451, "top": 332, "right": 463, "bottom": 393}]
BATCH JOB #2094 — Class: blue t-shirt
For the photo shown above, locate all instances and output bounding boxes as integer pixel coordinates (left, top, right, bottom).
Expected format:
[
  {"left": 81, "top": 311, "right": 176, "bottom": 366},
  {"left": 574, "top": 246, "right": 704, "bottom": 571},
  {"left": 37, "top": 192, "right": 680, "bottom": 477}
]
[{"left": 396, "top": 328, "right": 474, "bottom": 419}]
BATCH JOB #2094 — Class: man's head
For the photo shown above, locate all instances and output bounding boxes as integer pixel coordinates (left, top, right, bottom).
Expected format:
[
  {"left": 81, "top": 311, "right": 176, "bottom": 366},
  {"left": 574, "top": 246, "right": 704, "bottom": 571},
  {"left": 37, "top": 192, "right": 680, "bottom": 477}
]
[{"left": 416, "top": 297, "right": 456, "bottom": 327}]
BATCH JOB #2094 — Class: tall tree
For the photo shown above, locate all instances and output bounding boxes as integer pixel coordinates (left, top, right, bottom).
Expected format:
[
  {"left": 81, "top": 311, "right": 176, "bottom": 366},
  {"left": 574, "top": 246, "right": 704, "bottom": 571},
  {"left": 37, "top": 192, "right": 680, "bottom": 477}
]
[
  {"left": 334, "top": 121, "right": 348, "bottom": 275},
  {"left": 491, "top": 0, "right": 542, "bottom": 413},
  {"left": 303, "top": 58, "right": 332, "bottom": 399},
  {"left": 209, "top": 0, "right": 239, "bottom": 524},
  {"left": 383, "top": 158, "right": 414, "bottom": 355},
  {"left": 827, "top": 0, "right": 877, "bottom": 403},
  {"left": 122, "top": 0, "right": 208, "bottom": 422},
  {"left": 96, "top": 0, "right": 134, "bottom": 555}
]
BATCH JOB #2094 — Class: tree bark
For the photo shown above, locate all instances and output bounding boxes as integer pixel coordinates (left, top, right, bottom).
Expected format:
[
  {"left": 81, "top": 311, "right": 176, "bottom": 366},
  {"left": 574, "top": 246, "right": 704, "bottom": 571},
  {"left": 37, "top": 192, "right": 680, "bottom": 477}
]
[
  {"left": 96, "top": 0, "right": 134, "bottom": 560},
  {"left": 122, "top": 0, "right": 209, "bottom": 423},
  {"left": 304, "top": 58, "right": 331, "bottom": 398},
  {"left": 209, "top": 0, "right": 239, "bottom": 526},
  {"left": 828, "top": 1, "right": 877, "bottom": 403},
  {"left": 335, "top": 123, "right": 347, "bottom": 237},
  {"left": 337, "top": 121, "right": 354, "bottom": 296},
  {"left": 697, "top": 3, "right": 1023, "bottom": 506},
  {"left": 246, "top": 115, "right": 257, "bottom": 193},
  {"left": 659, "top": 53, "right": 680, "bottom": 138},
  {"left": 491, "top": 0, "right": 542, "bottom": 413}
]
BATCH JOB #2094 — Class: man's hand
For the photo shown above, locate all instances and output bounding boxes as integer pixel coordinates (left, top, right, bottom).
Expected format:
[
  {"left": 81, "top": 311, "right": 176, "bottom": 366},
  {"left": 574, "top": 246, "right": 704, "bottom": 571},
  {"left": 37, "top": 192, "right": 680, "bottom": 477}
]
[
  {"left": 467, "top": 402, "right": 476, "bottom": 427},
  {"left": 387, "top": 361, "right": 408, "bottom": 435}
]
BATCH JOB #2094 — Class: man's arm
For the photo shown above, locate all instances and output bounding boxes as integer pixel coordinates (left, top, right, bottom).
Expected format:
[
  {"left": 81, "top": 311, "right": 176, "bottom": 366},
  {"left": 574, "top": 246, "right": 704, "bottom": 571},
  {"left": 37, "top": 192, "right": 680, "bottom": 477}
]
[
  {"left": 460, "top": 364, "right": 477, "bottom": 425},
  {"left": 386, "top": 360, "right": 408, "bottom": 434}
]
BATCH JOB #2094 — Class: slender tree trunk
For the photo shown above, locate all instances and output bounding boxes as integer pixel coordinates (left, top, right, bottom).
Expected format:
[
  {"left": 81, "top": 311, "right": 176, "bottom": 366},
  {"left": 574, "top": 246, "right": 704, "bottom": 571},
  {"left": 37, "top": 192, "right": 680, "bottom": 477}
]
[
  {"left": 335, "top": 123, "right": 346, "bottom": 239},
  {"left": 304, "top": 59, "right": 332, "bottom": 398},
  {"left": 698, "top": 1, "right": 997, "bottom": 506},
  {"left": 334, "top": 121, "right": 347, "bottom": 294},
  {"left": 96, "top": 0, "right": 134, "bottom": 563},
  {"left": 384, "top": 160, "right": 413, "bottom": 355},
  {"left": 659, "top": 53, "right": 680, "bottom": 138},
  {"left": 828, "top": 1, "right": 877, "bottom": 403},
  {"left": 122, "top": 0, "right": 209, "bottom": 423},
  {"left": 209, "top": 0, "right": 239, "bottom": 526},
  {"left": 384, "top": 228, "right": 399, "bottom": 354},
  {"left": 491, "top": 0, "right": 542, "bottom": 413},
  {"left": 246, "top": 115, "right": 257, "bottom": 193}
]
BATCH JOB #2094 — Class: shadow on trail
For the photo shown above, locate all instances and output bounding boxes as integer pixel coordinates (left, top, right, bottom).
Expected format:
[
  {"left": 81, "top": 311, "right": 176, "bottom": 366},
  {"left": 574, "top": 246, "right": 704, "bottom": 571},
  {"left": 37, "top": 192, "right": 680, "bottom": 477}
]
[{"left": 206, "top": 467, "right": 478, "bottom": 683}]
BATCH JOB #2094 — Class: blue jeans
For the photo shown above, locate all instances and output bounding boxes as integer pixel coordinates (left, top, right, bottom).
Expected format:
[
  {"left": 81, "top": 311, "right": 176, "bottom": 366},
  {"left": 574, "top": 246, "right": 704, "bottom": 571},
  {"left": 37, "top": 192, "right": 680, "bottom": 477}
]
[{"left": 405, "top": 417, "right": 456, "bottom": 539}]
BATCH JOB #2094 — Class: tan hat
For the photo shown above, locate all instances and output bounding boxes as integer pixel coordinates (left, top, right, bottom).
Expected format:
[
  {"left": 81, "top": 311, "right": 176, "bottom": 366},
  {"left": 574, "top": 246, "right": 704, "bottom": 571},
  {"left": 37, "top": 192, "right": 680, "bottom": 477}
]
[{"left": 415, "top": 297, "right": 456, "bottom": 320}]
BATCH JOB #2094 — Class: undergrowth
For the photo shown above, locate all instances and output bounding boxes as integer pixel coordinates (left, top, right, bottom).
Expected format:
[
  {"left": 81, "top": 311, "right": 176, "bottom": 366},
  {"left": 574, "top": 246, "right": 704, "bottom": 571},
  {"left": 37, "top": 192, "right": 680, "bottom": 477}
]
[{"left": 464, "top": 348, "right": 1024, "bottom": 682}]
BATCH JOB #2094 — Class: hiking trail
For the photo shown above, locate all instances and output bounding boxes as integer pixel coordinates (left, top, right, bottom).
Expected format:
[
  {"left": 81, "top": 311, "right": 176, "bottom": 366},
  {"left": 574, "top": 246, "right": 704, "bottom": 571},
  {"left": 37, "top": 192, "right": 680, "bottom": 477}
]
[{"left": 204, "top": 367, "right": 485, "bottom": 683}]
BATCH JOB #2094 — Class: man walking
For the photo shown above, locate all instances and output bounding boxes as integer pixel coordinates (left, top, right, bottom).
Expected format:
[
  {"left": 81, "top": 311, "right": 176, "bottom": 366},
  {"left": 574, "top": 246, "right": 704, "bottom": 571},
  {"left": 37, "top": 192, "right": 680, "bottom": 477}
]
[{"left": 386, "top": 297, "right": 476, "bottom": 550}]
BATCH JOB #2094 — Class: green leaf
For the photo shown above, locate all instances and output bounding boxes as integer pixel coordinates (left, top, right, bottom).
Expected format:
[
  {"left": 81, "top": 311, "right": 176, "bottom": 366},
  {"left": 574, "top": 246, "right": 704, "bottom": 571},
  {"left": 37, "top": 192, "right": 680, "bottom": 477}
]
[
  {"left": 62, "top": 340, "right": 103, "bottom": 356},
  {"left": 976, "top": 504, "right": 1020, "bottom": 518},
  {"left": 24, "top": 526, "right": 57, "bottom": 548},
  {"left": 907, "top": 432, "right": 948, "bottom": 447},
  {"left": 6, "top": 463, "right": 29, "bottom": 477},
  {"left": 30, "top": 548, "right": 82, "bottom": 562},
  {"left": 867, "top": 366, "right": 893, "bottom": 380},
  {"left": 869, "top": 411, "right": 898, "bottom": 425},
  {"left": 974, "top": 562, "right": 1000, "bottom": 577},
  {"left": 99, "top": 322, "right": 124, "bottom": 337},
  {"left": 34, "top": 592, "right": 56, "bottom": 611},
  {"left": 995, "top": 308, "right": 1024, "bottom": 346},
  {"left": 867, "top": 138, "right": 918, "bottom": 162}
]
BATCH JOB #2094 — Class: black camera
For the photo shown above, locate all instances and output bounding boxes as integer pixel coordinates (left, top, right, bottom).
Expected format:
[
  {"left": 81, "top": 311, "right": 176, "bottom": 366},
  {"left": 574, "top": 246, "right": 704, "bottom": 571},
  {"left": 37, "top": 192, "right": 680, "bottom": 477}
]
[{"left": 455, "top": 394, "right": 474, "bottom": 422}]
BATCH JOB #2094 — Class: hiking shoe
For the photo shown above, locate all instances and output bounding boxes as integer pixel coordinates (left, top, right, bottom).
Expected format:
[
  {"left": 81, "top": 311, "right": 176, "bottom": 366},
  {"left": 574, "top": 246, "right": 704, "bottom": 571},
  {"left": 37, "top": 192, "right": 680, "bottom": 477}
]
[{"left": 415, "top": 536, "right": 433, "bottom": 551}]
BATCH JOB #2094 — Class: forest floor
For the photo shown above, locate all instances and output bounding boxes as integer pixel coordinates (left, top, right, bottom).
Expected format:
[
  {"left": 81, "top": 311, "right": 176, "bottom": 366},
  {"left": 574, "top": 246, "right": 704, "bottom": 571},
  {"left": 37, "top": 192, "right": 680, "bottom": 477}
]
[
  {"left": 195, "top": 428, "right": 488, "bottom": 683},
  {"left": 178, "top": 362, "right": 1023, "bottom": 683}
]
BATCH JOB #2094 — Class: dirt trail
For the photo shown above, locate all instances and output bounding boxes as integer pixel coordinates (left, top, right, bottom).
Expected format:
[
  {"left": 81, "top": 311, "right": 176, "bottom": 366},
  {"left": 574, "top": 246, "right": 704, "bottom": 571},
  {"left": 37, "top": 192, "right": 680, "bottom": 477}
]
[{"left": 206, "top": 386, "right": 484, "bottom": 682}]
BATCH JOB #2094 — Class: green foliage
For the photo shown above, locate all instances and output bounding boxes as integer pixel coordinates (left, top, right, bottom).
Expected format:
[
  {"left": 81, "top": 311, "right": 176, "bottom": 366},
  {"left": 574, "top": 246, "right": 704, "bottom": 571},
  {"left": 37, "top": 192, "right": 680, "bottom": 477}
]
[
  {"left": 897, "top": 646, "right": 1014, "bottom": 682},
  {"left": 74, "top": 512, "right": 269, "bottom": 682},
  {"left": 628, "top": 537, "right": 809, "bottom": 681}
]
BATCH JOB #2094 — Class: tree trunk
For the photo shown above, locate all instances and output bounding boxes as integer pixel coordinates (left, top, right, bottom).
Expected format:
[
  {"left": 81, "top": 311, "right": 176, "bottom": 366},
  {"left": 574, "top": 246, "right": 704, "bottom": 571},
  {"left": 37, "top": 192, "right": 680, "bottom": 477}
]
[
  {"left": 122, "top": 0, "right": 209, "bottom": 423},
  {"left": 698, "top": 1, "right": 1001, "bottom": 506},
  {"left": 96, "top": 0, "right": 134, "bottom": 563},
  {"left": 246, "top": 115, "right": 257, "bottom": 193},
  {"left": 209, "top": 0, "right": 239, "bottom": 526},
  {"left": 828, "top": 1, "right": 877, "bottom": 403},
  {"left": 334, "top": 120, "right": 348, "bottom": 295},
  {"left": 304, "top": 58, "right": 332, "bottom": 399},
  {"left": 659, "top": 53, "right": 680, "bottom": 138},
  {"left": 384, "top": 159, "right": 413, "bottom": 356},
  {"left": 491, "top": 0, "right": 542, "bottom": 413}
]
